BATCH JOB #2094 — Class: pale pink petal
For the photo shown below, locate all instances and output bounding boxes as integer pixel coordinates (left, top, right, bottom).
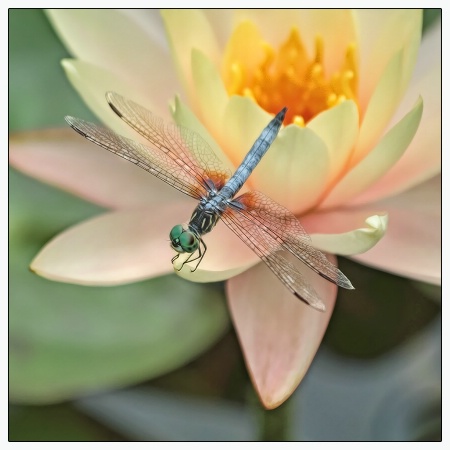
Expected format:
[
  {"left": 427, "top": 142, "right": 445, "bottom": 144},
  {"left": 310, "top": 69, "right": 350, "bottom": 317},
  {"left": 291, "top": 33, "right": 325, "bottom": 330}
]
[
  {"left": 351, "top": 176, "right": 441, "bottom": 285},
  {"left": 353, "top": 9, "right": 422, "bottom": 115},
  {"left": 227, "top": 255, "right": 338, "bottom": 409},
  {"left": 321, "top": 97, "right": 423, "bottom": 209},
  {"left": 31, "top": 204, "right": 195, "bottom": 285},
  {"left": 46, "top": 9, "right": 180, "bottom": 117},
  {"left": 9, "top": 129, "right": 181, "bottom": 209},
  {"left": 351, "top": 24, "right": 441, "bottom": 205},
  {"left": 160, "top": 9, "right": 220, "bottom": 106}
]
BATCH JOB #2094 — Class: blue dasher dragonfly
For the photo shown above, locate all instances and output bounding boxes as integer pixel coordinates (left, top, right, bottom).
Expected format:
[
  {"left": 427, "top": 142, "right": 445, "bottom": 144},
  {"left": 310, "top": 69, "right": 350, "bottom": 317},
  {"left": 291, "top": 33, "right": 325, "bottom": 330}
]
[{"left": 66, "top": 92, "right": 353, "bottom": 311}]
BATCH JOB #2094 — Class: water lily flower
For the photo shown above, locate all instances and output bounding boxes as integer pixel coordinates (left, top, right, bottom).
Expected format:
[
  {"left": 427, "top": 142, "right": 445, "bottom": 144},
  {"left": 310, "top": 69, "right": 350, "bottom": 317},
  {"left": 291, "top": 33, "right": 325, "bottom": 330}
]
[{"left": 9, "top": 9, "right": 440, "bottom": 409}]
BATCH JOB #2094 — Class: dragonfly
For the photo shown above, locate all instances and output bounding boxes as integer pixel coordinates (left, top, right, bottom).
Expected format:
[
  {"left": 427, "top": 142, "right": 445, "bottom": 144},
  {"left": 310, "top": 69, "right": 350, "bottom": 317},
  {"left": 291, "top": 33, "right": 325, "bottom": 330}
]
[{"left": 65, "top": 92, "right": 354, "bottom": 311}]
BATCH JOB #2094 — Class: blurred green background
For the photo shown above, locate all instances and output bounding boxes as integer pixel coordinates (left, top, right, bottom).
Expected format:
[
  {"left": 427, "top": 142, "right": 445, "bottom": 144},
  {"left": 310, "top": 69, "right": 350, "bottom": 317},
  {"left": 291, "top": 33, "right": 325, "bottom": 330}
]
[{"left": 9, "top": 9, "right": 441, "bottom": 441}]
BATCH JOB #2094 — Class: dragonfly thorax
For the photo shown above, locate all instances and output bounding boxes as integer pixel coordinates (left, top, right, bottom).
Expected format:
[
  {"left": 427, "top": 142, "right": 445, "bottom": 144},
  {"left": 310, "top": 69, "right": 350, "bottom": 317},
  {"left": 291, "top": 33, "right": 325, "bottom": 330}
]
[
  {"left": 188, "top": 202, "right": 221, "bottom": 237},
  {"left": 169, "top": 224, "right": 199, "bottom": 254}
]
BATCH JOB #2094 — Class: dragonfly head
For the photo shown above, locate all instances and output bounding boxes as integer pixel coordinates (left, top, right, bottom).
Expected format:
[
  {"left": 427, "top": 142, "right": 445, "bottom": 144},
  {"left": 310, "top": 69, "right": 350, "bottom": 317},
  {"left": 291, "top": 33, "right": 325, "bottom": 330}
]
[{"left": 169, "top": 224, "right": 199, "bottom": 254}]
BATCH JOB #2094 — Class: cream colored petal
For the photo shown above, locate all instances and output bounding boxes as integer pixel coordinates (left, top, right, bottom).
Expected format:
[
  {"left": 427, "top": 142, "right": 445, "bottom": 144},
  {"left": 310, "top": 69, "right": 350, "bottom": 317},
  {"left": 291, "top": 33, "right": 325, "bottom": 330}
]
[
  {"left": 227, "top": 254, "right": 338, "bottom": 409},
  {"left": 351, "top": 176, "right": 441, "bottom": 285},
  {"left": 202, "top": 9, "right": 236, "bottom": 48},
  {"left": 160, "top": 9, "right": 220, "bottom": 106},
  {"left": 46, "top": 9, "right": 180, "bottom": 113},
  {"left": 222, "top": 97, "right": 330, "bottom": 214},
  {"left": 61, "top": 59, "right": 165, "bottom": 139},
  {"left": 30, "top": 205, "right": 195, "bottom": 285},
  {"left": 351, "top": 25, "right": 441, "bottom": 204},
  {"left": 353, "top": 9, "right": 422, "bottom": 114},
  {"left": 307, "top": 100, "right": 359, "bottom": 185},
  {"left": 256, "top": 124, "right": 330, "bottom": 214},
  {"left": 191, "top": 49, "right": 229, "bottom": 140},
  {"left": 221, "top": 95, "right": 272, "bottom": 171},
  {"left": 9, "top": 129, "right": 181, "bottom": 209},
  {"left": 171, "top": 96, "right": 236, "bottom": 174},
  {"left": 308, "top": 212, "right": 388, "bottom": 256},
  {"left": 321, "top": 97, "right": 423, "bottom": 209}
]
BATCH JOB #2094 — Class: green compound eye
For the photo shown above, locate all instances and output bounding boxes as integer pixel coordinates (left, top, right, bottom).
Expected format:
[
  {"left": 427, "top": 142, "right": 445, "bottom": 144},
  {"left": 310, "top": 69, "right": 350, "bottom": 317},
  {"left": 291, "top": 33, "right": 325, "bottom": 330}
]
[
  {"left": 170, "top": 225, "right": 199, "bottom": 253},
  {"left": 169, "top": 224, "right": 184, "bottom": 241},
  {"left": 179, "top": 231, "right": 199, "bottom": 253}
]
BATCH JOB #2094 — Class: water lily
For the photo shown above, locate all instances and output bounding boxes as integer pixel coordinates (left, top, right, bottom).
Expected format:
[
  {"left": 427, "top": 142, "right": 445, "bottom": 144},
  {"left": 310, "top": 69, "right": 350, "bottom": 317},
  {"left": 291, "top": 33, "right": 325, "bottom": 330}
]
[{"left": 9, "top": 9, "right": 440, "bottom": 409}]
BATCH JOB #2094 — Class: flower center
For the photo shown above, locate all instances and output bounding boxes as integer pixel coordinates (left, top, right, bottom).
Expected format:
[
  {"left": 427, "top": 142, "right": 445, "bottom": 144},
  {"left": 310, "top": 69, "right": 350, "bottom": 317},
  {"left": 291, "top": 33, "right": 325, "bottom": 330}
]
[{"left": 221, "top": 21, "right": 358, "bottom": 126}]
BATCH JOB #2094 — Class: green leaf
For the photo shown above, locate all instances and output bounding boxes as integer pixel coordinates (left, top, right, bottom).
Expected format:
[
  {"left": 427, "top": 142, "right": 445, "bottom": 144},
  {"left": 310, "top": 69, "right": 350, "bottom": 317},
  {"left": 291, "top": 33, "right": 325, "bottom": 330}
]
[{"left": 9, "top": 170, "right": 229, "bottom": 404}]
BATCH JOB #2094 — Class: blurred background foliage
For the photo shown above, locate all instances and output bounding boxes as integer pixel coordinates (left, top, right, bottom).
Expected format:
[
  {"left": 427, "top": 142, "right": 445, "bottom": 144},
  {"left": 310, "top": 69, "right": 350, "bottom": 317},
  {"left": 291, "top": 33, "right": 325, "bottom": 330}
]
[{"left": 9, "top": 9, "right": 441, "bottom": 441}]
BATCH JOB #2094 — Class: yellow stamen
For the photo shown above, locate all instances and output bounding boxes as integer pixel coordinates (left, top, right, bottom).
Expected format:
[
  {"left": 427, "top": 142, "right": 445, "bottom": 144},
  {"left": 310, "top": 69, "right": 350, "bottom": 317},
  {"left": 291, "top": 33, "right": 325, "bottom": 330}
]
[{"left": 222, "top": 22, "right": 359, "bottom": 125}]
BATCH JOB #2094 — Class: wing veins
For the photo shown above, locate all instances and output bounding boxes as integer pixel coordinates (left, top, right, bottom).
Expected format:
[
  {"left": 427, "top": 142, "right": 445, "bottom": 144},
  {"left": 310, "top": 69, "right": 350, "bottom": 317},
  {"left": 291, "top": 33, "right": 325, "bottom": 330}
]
[
  {"left": 106, "top": 92, "right": 231, "bottom": 190},
  {"left": 65, "top": 116, "right": 205, "bottom": 199},
  {"left": 222, "top": 208, "right": 326, "bottom": 311},
  {"left": 236, "top": 191, "right": 353, "bottom": 289}
]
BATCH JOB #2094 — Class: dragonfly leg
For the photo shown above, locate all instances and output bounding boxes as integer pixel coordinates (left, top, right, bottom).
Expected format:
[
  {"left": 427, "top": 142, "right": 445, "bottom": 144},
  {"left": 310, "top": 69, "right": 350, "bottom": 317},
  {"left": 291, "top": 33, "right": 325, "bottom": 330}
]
[
  {"left": 190, "top": 239, "right": 207, "bottom": 272},
  {"left": 176, "top": 238, "right": 206, "bottom": 272}
]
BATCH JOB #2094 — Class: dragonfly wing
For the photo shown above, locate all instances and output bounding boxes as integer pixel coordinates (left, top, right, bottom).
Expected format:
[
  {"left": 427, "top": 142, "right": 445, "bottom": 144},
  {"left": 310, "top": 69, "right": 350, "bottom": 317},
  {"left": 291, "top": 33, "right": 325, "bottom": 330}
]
[
  {"left": 233, "top": 191, "right": 354, "bottom": 290},
  {"left": 106, "top": 92, "right": 232, "bottom": 191},
  {"left": 221, "top": 207, "right": 327, "bottom": 311},
  {"left": 65, "top": 116, "right": 206, "bottom": 199}
]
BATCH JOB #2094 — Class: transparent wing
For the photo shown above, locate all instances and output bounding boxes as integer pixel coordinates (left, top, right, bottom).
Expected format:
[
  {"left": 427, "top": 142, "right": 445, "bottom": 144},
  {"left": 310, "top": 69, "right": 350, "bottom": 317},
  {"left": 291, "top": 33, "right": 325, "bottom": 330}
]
[
  {"left": 234, "top": 190, "right": 354, "bottom": 289},
  {"left": 65, "top": 116, "right": 207, "bottom": 199},
  {"left": 106, "top": 91, "right": 232, "bottom": 190},
  {"left": 234, "top": 191, "right": 354, "bottom": 289},
  {"left": 221, "top": 207, "right": 327, "bottom": 311}
]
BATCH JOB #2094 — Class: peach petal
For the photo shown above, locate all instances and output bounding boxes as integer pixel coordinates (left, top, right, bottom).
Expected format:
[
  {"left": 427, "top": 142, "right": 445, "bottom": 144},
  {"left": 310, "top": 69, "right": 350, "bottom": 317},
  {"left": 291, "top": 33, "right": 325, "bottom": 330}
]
[
  {"left": 227, "top": 255, "right": 338, "bottom": 409},
  {"left": 351, "top": 26, "right": 441, "bottom": 204},
  {"left": 30, "top": 204, "right": 196, "bottom": 285},
  {"left": 351, "top": 176, "right": 440, "bottom": 285},
  {"left": 353, "top": 9, "right": 422, "bottom": 114},
  {"left": 321, "top": 97, "right": 423, "bottom": 209},
  {"left": 46, "top": 9, "right": 179, "bottom": 117},
  {"left": 161, "top": 9, "right": 220, "bottom": 106},
  {"left": 352, "top": 50, "right": 405, "bottom": 164},
  {"left": 9, "top": 128, "right": 181, "bottom": 209}
]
